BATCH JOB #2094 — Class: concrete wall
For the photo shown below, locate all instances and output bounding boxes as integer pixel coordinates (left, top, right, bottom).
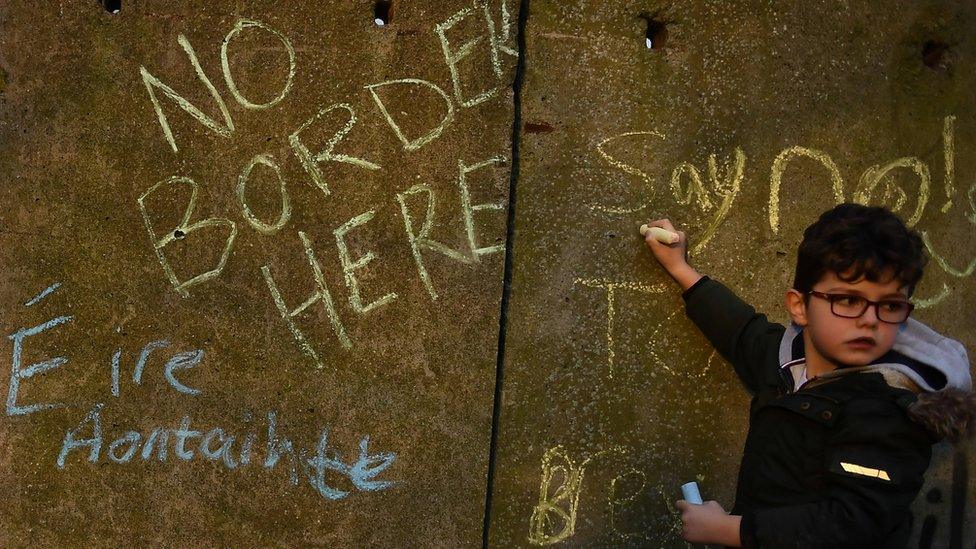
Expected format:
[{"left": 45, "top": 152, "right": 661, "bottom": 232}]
[
  {"left": 489, "top": 1, "right": 976, "bottom": 547},
  {"left": 0, "top": 0, "right": 516, "bottom": 546},
  {"left": 1, "top": 0, "right": 974, "bottom": 547}
]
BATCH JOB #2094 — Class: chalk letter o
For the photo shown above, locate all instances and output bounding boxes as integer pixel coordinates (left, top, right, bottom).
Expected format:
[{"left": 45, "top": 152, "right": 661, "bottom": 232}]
[
  {"left": 237, "top": 154, "right": 291, "bottom": 235},
  {"left": 221, "top": 19, "right": 296, "bottom": 110},
  {"left": 108, "top": 431, "right": 142, "bottom": 463},
  {"left": 855, "top": 157, "right": 930, "bottom": 227}
]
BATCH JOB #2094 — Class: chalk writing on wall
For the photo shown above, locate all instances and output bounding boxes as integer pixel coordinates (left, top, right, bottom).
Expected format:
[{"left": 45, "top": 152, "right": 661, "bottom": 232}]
[
  {"left": 528, "top": 445, "right": 626, "bottom": 545},
  {"left": 572, "top": 279, "right": 665, "bottom": 379},
  {"left": 136, "top": 10, "right": 513, "bottom": 369},
  {"left": 56, "top": 406, "right": 395, "bottom": 501},
  {"left": 589, "top": 115, "right": 972, "bottom": 309},
  {"left": 572, "top": 278, "right": 718, "bottom": 381},
  {"left": 4, "top": 282, "right": 397, "bottom": 502},
  {"left": 589, "top": 131, "right": 745, "bottom": 257},
  {"left": 528, "top": 445, "right": 690, "bottom": 546}
]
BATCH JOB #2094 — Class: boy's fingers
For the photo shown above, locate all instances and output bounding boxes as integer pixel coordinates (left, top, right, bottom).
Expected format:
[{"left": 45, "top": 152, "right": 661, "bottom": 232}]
[
  {"left": 645, "top": 218, "right": 677, "bottom": 231},
  {"left": 644, "top": 232, "right": 668, "bottom": 246},
  {"left": 675, "top": 499, "right": 689, "bottom": 511},
  {"left": 642, "top": 222, "right": 682, "bottom": 246}
]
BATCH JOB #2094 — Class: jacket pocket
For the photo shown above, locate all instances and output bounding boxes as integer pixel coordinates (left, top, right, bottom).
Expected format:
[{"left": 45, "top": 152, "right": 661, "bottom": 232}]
[{"left": 743, "top": 394, "right": 842, "bottom": 497}]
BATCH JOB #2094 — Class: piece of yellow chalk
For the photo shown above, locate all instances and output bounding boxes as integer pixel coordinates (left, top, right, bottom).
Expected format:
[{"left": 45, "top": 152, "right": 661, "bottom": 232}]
[{"left": 639, "top": 224, "right": 680, "bottom": 244}]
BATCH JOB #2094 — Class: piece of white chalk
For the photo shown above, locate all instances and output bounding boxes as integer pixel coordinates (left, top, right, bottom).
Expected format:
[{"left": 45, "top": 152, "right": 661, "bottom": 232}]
[
  {"left": 639, "top": 224, "right": 680, "bottom": 244},
  {"left": 681, "top": 481, "right": 703, "bottom": 504}
]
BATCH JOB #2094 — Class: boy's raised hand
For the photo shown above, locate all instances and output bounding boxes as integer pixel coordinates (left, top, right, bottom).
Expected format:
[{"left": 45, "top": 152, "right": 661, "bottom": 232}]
[
  {"left": 642, "top": 219, "right": 702, "bottom": 291},
  {"left": 642, "top": 219, "right": 687, "bottom": 270}
]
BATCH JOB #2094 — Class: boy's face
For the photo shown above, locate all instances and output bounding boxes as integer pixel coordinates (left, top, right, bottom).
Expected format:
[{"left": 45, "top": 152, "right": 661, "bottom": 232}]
[{"left": 785, "top": 268, "right": 910, "bottom": 372}]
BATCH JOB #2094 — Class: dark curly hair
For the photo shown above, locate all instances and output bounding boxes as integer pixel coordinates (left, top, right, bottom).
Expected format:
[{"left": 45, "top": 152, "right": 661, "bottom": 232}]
[{"left": 792, "top": 203, "right": 927, "bottom": 298}]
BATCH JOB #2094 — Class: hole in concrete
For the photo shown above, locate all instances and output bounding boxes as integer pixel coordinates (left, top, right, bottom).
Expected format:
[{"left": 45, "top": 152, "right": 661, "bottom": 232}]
[
  {"left": 922, "top": 39, "right": 949, "bottom": 69},
  {"left": 173, "top": 229, "right": 186, "bottom": 240},
  {"left": 374, "top": 1, "right": 393, "bottom": 26},
  {"left": 640, "top": 14, "right": 668, "bottom": 50},
  {"left": 102, "top": 0, "right": 121, "bottom": 13},
  {"left": 926, "top": 487, "right": 942, "bottom": 504}
]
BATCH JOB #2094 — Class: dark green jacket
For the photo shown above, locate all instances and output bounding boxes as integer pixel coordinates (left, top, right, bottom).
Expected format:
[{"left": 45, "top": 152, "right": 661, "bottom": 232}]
[{"left": 682, "top": 276, "right": 953, "bottom": 549}]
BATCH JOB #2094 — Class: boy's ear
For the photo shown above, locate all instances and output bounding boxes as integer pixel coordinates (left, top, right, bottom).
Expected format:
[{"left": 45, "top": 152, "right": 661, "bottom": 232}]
[{"left": 785, "top": 289, "right": 809, "bottom": 326}]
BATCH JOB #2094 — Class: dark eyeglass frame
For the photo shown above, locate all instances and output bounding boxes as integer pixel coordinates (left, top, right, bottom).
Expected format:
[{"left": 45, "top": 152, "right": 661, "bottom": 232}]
[{"left": 807, "top": 290, "right": 914, "bottom": 324}]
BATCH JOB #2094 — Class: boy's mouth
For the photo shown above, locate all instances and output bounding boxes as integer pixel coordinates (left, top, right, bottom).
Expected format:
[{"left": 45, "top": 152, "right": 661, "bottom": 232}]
[{"left": 846, "top": 337, "right": 876, "bottom": 347}]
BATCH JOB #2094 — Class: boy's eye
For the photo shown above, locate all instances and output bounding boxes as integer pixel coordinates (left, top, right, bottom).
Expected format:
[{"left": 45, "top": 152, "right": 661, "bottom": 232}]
[
  {"left": 833, "top": 295, "right": 862, "bottom": 307},
  {"left": 881, "top": 301, "right": 910, "bottom": 312}
]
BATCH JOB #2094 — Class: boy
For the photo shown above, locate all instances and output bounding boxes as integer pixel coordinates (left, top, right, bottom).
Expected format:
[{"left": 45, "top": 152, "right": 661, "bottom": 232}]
[{"left": 643, "top": 203, "right": 974, "bottom": 548}]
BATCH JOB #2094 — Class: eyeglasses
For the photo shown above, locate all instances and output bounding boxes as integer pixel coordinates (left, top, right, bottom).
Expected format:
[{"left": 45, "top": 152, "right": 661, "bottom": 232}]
[{"left": 807, "top": 290, "right": 914, "bottom": 324}]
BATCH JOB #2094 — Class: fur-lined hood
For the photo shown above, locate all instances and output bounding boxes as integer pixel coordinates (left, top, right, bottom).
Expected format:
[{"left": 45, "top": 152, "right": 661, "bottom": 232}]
[{"left": 778, "top": 318, "right": 975, "bottom": 442}]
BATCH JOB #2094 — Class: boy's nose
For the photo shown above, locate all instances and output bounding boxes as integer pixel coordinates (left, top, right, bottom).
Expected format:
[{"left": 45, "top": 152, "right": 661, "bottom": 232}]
[{"left": 857, "top": 304, "right": 881, "bottom": 325}]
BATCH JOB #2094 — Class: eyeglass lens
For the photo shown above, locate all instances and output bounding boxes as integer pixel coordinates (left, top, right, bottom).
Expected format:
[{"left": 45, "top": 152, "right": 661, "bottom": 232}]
[{"left": 830, "top": 295, "right": 911, "bottom": 322}]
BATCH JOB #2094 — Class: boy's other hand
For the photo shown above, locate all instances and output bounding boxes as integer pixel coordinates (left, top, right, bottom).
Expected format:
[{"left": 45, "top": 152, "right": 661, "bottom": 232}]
[{"left": 676, "top": 499, "right": 742, "bottom": 547}]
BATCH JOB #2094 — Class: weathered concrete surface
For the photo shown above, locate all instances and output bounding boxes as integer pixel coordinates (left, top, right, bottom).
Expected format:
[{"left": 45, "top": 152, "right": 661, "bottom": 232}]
[
  {"left": 4, "top": 0, "right": 976, "bottom": 547},
  {"left": 0, "top": 1, "right": 516, "bottom": 546},
  {"left": 490, "top": 1, "right": 976, "bottom": 547}
]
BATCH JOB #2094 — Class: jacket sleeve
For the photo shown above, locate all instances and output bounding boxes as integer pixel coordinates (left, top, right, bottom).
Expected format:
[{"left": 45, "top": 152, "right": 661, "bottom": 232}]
[
  {"left": 682, "top": 276, "right": 786, "bottom": 394},
  {"left": 739, "top": 401, "right": 933, "bottom": 548}
]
